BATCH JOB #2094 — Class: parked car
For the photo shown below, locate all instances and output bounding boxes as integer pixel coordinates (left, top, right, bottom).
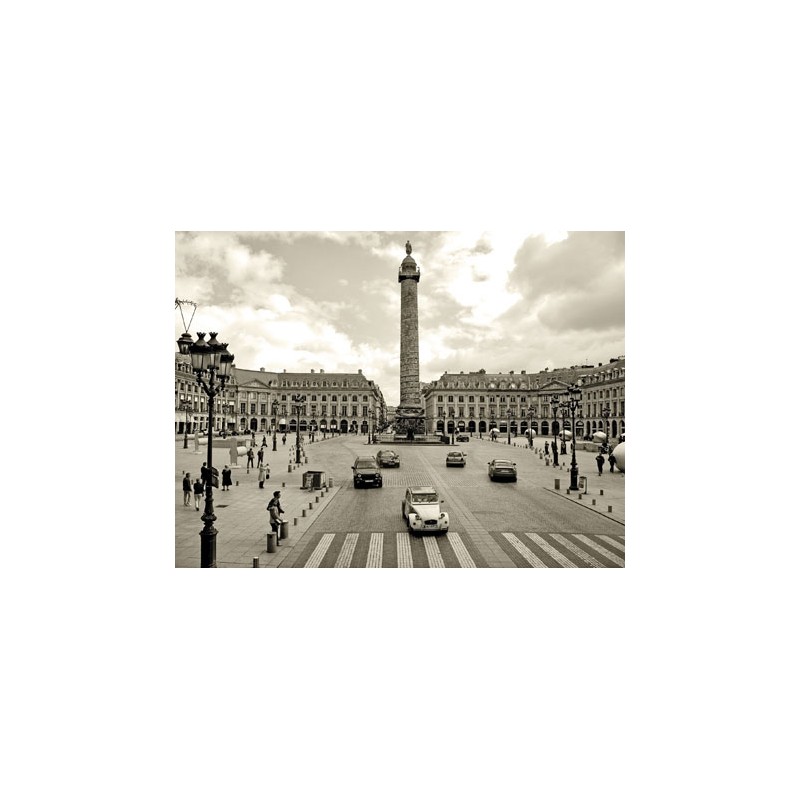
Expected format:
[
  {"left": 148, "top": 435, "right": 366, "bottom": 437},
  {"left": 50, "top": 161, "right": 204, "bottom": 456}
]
[
  {"left": 402, "top": 486, "right": 449, "bottom": 534},
  {"left": 487, "top": 459, "right": 517, "bottom": 482},
  {"left": 376, "top": 449, "right": 400, "bottom": 468},
  {"left": 456, "top": 433, "right": 470, "bottom": 442},
  {"left": 352, "top": 456, "right": 383, "bottom": 488},
  {"left": 446, "top": 450, "right": 467, "bottom": 467}
]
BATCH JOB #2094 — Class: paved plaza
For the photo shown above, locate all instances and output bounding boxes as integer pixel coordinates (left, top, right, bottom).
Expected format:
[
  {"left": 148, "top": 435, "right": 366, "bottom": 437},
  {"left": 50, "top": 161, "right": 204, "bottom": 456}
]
[{"left": 175, "top": 433, "right": 625, "bottom": 568}]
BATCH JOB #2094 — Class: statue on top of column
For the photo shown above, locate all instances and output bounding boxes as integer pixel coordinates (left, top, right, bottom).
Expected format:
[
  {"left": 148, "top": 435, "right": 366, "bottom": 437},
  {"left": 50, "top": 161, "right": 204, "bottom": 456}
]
[{"left": 405, "top": 240, "right": 412, "bottom": 255}]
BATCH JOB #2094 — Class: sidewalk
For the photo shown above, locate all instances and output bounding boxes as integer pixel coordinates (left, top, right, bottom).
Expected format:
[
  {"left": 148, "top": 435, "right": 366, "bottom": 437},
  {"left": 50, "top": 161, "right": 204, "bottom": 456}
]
[{"left": 175, "top": 439, "right": 340, "bottom": 568}]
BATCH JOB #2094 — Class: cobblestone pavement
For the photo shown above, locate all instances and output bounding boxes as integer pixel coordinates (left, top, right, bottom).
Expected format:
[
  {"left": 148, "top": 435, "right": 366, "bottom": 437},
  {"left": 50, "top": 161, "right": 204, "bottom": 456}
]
[{"left": 175, "top": 433, "right": 625, "bottom": 568}]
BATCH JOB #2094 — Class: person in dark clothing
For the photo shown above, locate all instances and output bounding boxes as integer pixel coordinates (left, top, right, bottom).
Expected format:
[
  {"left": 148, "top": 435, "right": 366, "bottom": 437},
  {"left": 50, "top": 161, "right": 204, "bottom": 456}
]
[
  {"left": 257, "top": 447, "right": 264, "bottom": 466},
  {"left": 182, "top": 473, "right": 192, "bottom": 506},
  {"left": 544, "top": 441, "right": 549, "bottom": 456},
  {"left": 608, "top": 452, "right": 616, "bottom": 473},
  {"left": 200, "top": 462, "right": 211, "bottom": 484},
  {"left": 222, "top": 466, "right": 232, "bottom": 490},
  {"left": 246, "top": 448, "right": 254, "bottom": 473},
  {"left": 193, "top": 477, "right": 204, "bottom": 510},
  {"left": 262, "top": 435, "right": 267, "bottom": 447},
  {"left": 553, "top": 447, "right": 559, "bottom": 467},
  {"left": 267, "top": 491, "right": 285, "bottom": 545},
  {"left": 596, "top": 453, "right": 606, "bottom": 475}
]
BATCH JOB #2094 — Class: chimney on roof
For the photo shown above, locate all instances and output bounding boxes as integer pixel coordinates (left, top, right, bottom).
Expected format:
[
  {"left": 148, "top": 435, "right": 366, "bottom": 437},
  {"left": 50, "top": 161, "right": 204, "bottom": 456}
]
[
  {"left": 310, "top": 369, "right": 315, "bottom": 373},
  {"left": 260, "top": 367, "right": 265, "bottom": 372},
  {"left": 320, "top": 369, "right": 324, "bottom": 374},
  {"left": 358, "top": 369, "right": 362, "bottom": 374},
  {"left": 521, "top": 370, "right": 526, "bottom": 374}
]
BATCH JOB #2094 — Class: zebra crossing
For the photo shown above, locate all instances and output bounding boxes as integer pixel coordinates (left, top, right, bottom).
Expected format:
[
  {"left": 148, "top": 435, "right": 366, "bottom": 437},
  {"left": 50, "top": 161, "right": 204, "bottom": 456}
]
[{"left": 290, "top": 530, "right": 624, "bottom": 568}]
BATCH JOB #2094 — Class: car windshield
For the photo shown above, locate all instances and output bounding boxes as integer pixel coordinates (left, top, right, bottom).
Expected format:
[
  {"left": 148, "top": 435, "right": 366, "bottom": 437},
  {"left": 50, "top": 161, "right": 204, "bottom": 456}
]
[
  {"left": 495, "top": 460, "right": 514, "bottom": 467},
  {"left": 447, "top": 452, "right": 462, "bottom": 457},
  {"left": 411, "top": 492, "right": 438, "bottom": 503},
  {"left": 356, "top": 460, "right": 376, "bottom": 468}
]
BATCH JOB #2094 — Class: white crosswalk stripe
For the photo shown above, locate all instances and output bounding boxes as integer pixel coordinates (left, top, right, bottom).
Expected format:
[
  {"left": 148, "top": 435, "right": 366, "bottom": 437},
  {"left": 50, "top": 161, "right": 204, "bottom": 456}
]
[
  {"left": 574, "top": 534, "right": 625, "bottom": 566},
  {"left": 397, "top": 531, "right": 414, "bottom": 568},
  {"left": 529, "top": 533, "right": 581, "bottom": 567},
  {"left": 501, "top": 532, "right": 548, "bottom": 567},
  {"left": 304, "top": 533, "right": 335, "bottom": 568},
  {"left": 423, "top": 536, "right": 445, "bottom": 568},
  {"left": 551, "top": 534, "right": 606, "bottom": 567},
  {"left": 366, "top": 532, "right": 383, "bottom": 568},
  {"left": 334, "top": 533, "right": 359, "bottom": 568},
  {"left": 447, "top": 532, "right": 476, "bottom": 568}
]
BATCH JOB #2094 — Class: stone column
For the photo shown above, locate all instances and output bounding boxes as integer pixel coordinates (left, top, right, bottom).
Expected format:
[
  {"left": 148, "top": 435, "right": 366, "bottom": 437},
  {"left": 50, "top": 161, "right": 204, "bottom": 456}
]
[{"left": 395, "top": 241, "right": 426, "bottom": 436}]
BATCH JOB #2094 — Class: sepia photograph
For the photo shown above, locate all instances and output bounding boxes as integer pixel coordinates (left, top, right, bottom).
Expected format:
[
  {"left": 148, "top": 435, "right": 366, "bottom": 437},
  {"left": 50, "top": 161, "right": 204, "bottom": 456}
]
[{"left": 175, "top": 231, "right": 624, "bottom": 567}]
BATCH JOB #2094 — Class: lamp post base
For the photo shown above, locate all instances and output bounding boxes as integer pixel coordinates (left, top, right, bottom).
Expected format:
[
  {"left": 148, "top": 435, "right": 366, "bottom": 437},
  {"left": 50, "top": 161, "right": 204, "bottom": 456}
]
[
  {"left": 200, "top": 521, "right": 218, "bottom": 568},
  {"left": 569, "top": 465, "right": 579, "bottom": 491}
]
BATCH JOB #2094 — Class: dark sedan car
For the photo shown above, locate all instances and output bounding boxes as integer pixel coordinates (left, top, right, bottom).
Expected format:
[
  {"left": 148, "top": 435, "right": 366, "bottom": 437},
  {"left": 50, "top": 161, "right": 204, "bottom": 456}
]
[
  {"left": 456, "top": 433, "right": 470, "bottom": 442},
  {"left": 487, "top": 459, "right": 517, "bottom": 482},
  {"left": 352, "top": 456, "right": 383, "bottom": 488},
  {"left": 376, "top": 449, "right": 400, "bottom": 468}
]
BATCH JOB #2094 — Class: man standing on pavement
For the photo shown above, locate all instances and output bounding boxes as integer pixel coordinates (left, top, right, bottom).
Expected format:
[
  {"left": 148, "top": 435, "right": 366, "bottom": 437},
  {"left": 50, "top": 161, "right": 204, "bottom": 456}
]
[
  {"left": 258, "top": 461, "right": 269, "bottom": 489},
  {"left": 182, "top": 473, "right": 192, "bottom": 506},
  {"left": 609, "top": 451, "right": 616, "bottom": 473},
  {"left": 246, "top": 447, "right": 254, "bottom": 473},
  {"left": 596, "top": 452, "right": 606, "bottom": 475},
  {"left": 193, "top": 477, "right": 204, "bottom": 510},
  {"left": 257, "top": 446, "right": 264, "bottom": 467}
]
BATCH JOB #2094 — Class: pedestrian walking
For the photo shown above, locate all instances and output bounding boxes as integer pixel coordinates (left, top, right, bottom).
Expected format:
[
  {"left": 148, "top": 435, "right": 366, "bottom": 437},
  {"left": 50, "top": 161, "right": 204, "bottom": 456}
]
[
  {"left": 262, "top": 435, "right": 267, "bottom": 448},
  {"left": 222, "top": 466, "right": 232, "bottom": 490},
  {"left": 282, "top": 434, "right": 286, "bottom": 446},
  {"left": 544, "top": 441, "right": 550, "bottom": 456},
  {"left": 258, "top": 462, "right": 270, "bottom": 489},
  {"left": 246, "top": 447, "right": 254, "bottom": 472},
  {"left": 608, "top": 452, "right": 616, "bottom": 473},
  {"left": 257, "top": 447, "right": 264, "bottom": 466},
  {"left": 182, "top": 473, "right": 192, "bottom": 506},
  {"left": 193, "top": 477, "right": 204, "bottom": 510},
  {"left": 560, "top": 440, "right": 567, "bottom": 455},
  {"left": 596, "top": 452, "right": 605, "bottom": 475},
  {"left": 200, "top": 462, "right": 210, "bottom": 484},
  {"left": 552, "top": 447, "right": 559, "bottom": 467}
]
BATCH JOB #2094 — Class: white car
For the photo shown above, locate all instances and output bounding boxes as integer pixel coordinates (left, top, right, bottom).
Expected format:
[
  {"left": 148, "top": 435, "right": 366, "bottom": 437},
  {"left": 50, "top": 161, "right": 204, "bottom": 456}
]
[{"left": 401, "top": 486, "right": 449, "bottom": 534}]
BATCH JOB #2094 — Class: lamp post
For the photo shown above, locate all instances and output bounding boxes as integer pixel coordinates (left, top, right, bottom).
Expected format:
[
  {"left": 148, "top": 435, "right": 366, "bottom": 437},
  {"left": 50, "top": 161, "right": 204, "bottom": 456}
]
[
  {"left": 566, "top": 384, "right": 583, "bottom": 490},
  {"left": 179, "top": 400, "right": 192, "bottom": 449},
  {"left": 550, "top": 394, "right": 561, "bottom": 455},
  {"left": 601, "top": 404, "right": 611, "bottom": 453},
  {"left": 560, "top": 403, "right": 570, "bottom": 455},
  {"left": 528, "top": 409, "right": 536, "bottom": 448},
  {"left": 292, "top": 394, "right": 306, "bottom": 465},
  {"left": 507, "top": 410, "right": 514, "bottom": 445},
  {"left": 177, "top": 331, "right": 234, "bottom": 568},
  {"left": 272, "top": 403, "right": 278, "bottom": 451}
]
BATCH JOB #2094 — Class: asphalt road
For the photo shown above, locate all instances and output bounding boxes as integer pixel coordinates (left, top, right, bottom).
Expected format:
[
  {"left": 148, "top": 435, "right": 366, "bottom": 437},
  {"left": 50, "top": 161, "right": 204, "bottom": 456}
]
[{"left": 277, "top": 435, "right": 624, "bottom": 568}]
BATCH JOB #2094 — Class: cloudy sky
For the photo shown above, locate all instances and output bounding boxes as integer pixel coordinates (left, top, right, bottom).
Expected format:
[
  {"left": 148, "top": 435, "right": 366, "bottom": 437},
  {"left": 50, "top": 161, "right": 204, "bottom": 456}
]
[{"left": 175, "top": 231, "right": 624, "bottom": 407}]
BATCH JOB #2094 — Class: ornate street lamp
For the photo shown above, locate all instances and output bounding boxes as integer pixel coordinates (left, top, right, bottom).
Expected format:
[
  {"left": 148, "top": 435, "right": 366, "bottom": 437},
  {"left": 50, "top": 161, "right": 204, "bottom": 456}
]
[
  {"left": 507, "top": 409, "right": 514, "bottom": 445},
  {"left": 528, "top": 409, "right": 537, "bottom": 448},
  {"left": 178, "top": 331, "right": 235, "bottom": 568},
  {"left": 271, "top": 402, "right": 278, "bottom": 451},
  {"left": 565, "top": 384, "right": 583, "bottom": 490},
  {"left": 550, "top": 394, "right": 561, "bottom": 456},
  {"left": 179, "top": 399, "right": 192, "bottom": 449},
  {"left": 292, "top": 394, "right": 306, "bottom": 464},
  {"left": 601, "top": 404, "right": 611, "bottom": 453}
]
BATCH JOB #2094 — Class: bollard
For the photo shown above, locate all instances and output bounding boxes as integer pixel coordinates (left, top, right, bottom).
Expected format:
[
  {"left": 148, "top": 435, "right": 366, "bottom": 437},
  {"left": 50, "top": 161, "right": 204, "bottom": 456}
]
[
  {"left": 305, "top": 457, "right": 308, "bottom": 464},
  {"left": 288, "top": 465, "right": 292, "bottom": 472},
  {"left": 294, "top": 518, "right": 298, "bottom": 526},
  {"left": 236, "top": 480, "right": 239, "bottom": 486},
  {"left": 545, "top": 458, "right": 550, "bottom": 466},
  {"left": 308, "top": 502, "right": 313, "bottom": 509},
  {"left": 280, "top": 521, "right": 288, "bottom": 540},
  {"left": 592, "top": 499, "right": 596, "bottom": 505},
  {"left": 554, "top": 478, "right": 560, "bottom": 491},
  {"left": 282, "top": 482, "right": 286, "bottom": 488},
  {"left": 315, "top": 496, "right": 320, "bottom": 503},
  {"left": 608, "top": 506, "right": 613, "bottom": 513},
  {"left": 600, "top": 489, "right": 604, "bottom": 496},
  {"left": 302, "top": 509, "right": 307, "bottom": 517},
  {"left": 578, "top": 494, "right": 582, "bottom": 500},
  {"left": 566, "top": 488, "right": 570, "bottom": 494},
  {"left": 540, "top": 453, "right": 543, "bottom": 459},
  {"left": 267, "top": 533, "right": 277, "bottom": 553},
  {"left": 253, "top": 557, "right": 259, "bottom": 568}
]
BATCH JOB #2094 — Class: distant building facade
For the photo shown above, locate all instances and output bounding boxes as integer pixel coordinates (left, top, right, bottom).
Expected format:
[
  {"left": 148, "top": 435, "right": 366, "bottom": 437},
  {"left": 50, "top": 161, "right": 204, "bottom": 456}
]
[
  {"left": 422, "top": 357, "right": 625, "bottom": 441},
  {"left": 176, "top": 357, "right": 387, "bottom": 436}
]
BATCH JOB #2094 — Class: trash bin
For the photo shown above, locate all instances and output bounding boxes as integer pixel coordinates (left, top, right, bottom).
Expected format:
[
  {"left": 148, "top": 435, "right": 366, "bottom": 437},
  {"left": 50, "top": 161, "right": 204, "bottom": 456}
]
[
  {"left": 279, "top": 521, "right": 289, "bottom": 540},
  {"left": 578, "top": 476, "right": 588, "bottom": 493}
]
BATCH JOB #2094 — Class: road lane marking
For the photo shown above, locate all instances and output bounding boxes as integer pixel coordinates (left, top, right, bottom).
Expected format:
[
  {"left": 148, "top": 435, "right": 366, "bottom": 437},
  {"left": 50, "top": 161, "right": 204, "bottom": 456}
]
[
  {"left": 549, "top": 534, "right": 606, "bottom": 567},
  {"left": 397, "top": 531, "right": 414, "bottom": 568},
  {"left": 447, "top": 532, "right": 476, "bottom": 568},
  {"left": 530, "top": 533, "right": 581, "bottom": 567},
  {"left": 366, "top": 532, "right": 383, "bottom": 568},
  {"left": 501, "top": 533, "right": 548, "bottom": 567},
  {"left": 574, "top": 534, "right": 625, "bottom": 566},
  {"left": 304, "top": 533, "right": 335, "bottom": 568},
  {"left": 423, "top": 536, "right": 445, "bottom": 568},
  {"left": 334, "top": 533, "right": 358, "bottom": 568}
]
